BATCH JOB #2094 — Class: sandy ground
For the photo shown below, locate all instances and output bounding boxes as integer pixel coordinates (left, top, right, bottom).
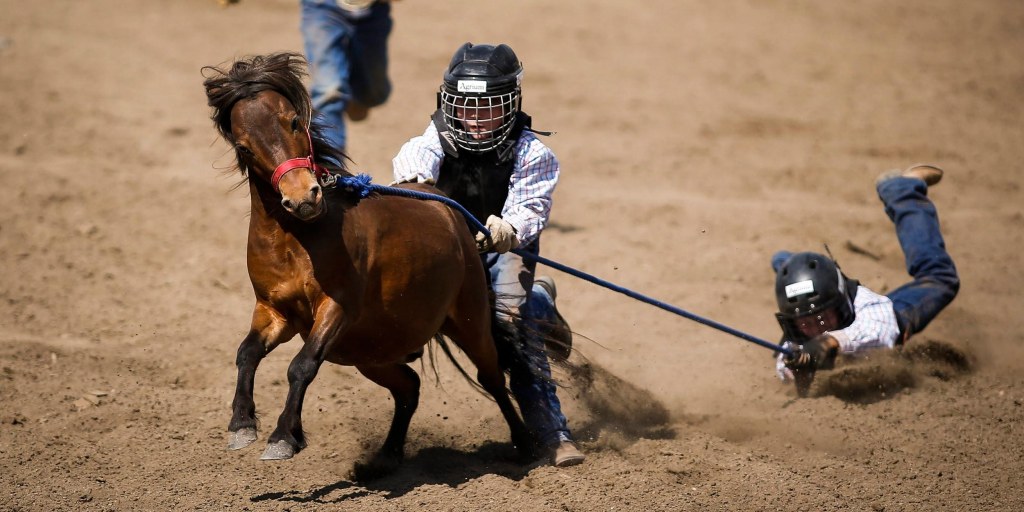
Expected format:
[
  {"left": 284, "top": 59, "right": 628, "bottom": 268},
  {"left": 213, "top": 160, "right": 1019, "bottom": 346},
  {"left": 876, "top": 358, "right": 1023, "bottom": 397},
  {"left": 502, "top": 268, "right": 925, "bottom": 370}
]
[{"left": 2, "top": 0, "right": 1024, "bottom": 510}]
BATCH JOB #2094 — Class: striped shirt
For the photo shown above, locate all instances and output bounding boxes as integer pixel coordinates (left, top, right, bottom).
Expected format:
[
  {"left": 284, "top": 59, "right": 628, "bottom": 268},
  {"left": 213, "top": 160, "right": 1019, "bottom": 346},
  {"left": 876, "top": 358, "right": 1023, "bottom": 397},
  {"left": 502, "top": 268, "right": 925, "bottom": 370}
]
[
  {"left": 775, "top": 285, "right": 900, "bottom": 381},
  {"left": 392, "top": 122, "right": 560, "bottom": 245}
]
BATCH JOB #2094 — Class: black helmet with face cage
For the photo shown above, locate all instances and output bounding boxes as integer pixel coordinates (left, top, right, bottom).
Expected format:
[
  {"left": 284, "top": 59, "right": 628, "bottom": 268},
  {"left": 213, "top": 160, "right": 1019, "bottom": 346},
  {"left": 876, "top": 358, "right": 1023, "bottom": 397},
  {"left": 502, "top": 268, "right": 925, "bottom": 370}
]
[
  {"left": 774, "top": 252, "right": 856, "bottom": 342},
  {"left": 438, "top": 42, "right": 523, "bottom": 153}
]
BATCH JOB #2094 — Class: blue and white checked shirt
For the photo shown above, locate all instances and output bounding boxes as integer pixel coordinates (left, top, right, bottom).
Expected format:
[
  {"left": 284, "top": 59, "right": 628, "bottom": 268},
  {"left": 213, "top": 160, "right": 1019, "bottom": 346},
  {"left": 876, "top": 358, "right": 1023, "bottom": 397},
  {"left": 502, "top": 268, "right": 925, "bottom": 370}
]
[
  {"left": 392, "top": 122, "right": 559, "bottom": 245},
  {"left": 775, "top": 285, "right": 900, "bottom": 381},
  {"left": 830, "top": 286, "right": 900, "bottom": 353}
]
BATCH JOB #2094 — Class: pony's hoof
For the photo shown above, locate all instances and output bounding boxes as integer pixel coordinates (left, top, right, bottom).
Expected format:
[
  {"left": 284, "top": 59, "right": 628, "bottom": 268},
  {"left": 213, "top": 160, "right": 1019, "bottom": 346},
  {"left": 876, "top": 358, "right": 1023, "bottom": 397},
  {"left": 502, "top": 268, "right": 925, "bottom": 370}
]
[
  {"left": 259, "top": 440, "right": 296, "bottom": 460},
  {"left": 227, "top": 427, "right": 258, "bottom": 450}
]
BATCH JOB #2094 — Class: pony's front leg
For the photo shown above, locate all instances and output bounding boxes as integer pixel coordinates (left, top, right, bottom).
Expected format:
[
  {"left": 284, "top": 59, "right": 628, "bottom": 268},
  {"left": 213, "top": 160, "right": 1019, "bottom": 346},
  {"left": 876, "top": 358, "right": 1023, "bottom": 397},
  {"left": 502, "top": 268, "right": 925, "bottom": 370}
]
[
  {"left": 350, "top": 363, "right": 421, "bottom": 480},
  {"left": 261, "top": 302, "right": 345, "bottom": 461},
  {"left": 228, "top": 303, "right": 294, "bottom": 450}
]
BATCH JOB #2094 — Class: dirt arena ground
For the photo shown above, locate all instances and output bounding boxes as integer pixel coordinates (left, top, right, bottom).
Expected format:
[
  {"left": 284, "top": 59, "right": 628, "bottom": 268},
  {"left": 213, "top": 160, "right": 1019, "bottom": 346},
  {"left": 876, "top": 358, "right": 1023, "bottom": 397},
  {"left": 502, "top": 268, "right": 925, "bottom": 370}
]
[{"left": 2, "top": 0, "right": 1023, "bottom": 510}]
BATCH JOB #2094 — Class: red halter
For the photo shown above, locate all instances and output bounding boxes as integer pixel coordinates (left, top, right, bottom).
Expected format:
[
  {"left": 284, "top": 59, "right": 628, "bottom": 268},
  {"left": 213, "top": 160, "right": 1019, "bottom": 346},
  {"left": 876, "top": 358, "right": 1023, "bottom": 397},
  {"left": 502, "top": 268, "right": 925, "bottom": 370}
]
[{"left": 270, "top": 127, "right": 332, "bottom": 193}]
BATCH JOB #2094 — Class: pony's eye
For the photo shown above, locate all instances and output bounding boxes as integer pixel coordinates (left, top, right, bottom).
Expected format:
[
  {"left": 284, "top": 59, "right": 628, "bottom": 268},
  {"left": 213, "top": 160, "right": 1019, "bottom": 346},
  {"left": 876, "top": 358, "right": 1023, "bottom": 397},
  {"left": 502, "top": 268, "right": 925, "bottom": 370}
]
[
  {"left": 236, "top": 144, "right": 253, "bottom": 155},
  {"left": 290, "top": 117, "right": 300, "bottom": 132}
]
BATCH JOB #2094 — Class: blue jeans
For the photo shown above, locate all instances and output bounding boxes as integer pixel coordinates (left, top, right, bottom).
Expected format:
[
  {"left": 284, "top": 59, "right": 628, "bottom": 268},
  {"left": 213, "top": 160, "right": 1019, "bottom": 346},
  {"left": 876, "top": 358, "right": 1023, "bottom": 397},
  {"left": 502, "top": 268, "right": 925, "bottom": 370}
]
[
  {"left": 300, "top": 0, "right": 392, "bottom": 151},
  {"left": 876, "top": 176, "right": 959, "bottom": 338},
  {"left": 485, "top": 241, "right": 573, "bottom": 448},
  {"left": 771, "top": 177, "right": 958, "bottom": 340}
]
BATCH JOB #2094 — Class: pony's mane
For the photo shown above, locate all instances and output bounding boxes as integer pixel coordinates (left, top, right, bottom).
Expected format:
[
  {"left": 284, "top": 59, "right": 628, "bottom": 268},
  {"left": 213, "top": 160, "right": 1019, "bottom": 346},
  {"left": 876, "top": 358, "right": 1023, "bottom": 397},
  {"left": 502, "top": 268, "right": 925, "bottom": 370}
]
[{"left": 201, "top": 52, "right": 349, "bottom": 180}]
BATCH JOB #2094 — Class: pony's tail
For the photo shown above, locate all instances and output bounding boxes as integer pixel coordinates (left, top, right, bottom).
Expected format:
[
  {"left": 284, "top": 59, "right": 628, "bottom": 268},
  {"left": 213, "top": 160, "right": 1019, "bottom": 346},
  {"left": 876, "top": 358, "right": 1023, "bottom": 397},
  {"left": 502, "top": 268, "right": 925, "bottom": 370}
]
[
  {"left": 424, "top": 333, "right": 487, "bottom": 395},
  {"left": 491, "top": 304, "right": 586, "bottom": 387},
  {"left": 422, "top": 304, "right": 586, "bottom": 399},
  {"left": 512, "top": 314, "right": 578, "bottom": 370},
  {"left": 422, "top": 313, "right": 547, "bottom": 400}
]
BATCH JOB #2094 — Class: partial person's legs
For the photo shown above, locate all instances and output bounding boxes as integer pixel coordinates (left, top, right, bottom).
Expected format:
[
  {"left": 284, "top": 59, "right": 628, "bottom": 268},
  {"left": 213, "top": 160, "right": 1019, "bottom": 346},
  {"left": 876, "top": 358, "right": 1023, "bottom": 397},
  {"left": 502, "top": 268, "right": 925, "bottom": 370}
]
[
  {"left": 300, "top": 0, "right": 353, "bottom": 150},
  {"left": 877, "top": 165, "right": 959, "bottom": 339},
  {"left": 347, "top": 2, "right": 392, "bottom": 116},
  {"left": 771, "top": 250, "right": 794, "bottom": 273},
  {"left": 487, "top": 243, "right": 582, "bottom": 466},
  {"left": 531, "top": 275, "right": 573, "bottom": 361}
]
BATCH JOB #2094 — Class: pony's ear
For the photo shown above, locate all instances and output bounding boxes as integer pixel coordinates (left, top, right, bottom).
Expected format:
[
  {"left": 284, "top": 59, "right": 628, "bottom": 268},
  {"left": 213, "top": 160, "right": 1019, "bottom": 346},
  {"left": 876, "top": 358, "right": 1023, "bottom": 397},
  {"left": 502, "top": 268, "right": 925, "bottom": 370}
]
[
  {"left": 200, "top": 66, "right": 227, "bottom": 100},
  {"left": 204, "top": 81, "right": 229, "bottom": 107},
  {"left": 204, "top": 83, "right": 221, "bottom": 99}
]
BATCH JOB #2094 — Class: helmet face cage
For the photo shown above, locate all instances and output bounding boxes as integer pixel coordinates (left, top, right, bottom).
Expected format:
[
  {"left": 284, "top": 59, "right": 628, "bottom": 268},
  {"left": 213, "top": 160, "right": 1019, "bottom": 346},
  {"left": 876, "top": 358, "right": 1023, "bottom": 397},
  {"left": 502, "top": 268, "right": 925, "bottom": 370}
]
[
  {"left": 439, "top": 84, "right": 521, "bottom": 153},
  {"left": 776, "top": 298, "right": 850, "bottom": 343}
]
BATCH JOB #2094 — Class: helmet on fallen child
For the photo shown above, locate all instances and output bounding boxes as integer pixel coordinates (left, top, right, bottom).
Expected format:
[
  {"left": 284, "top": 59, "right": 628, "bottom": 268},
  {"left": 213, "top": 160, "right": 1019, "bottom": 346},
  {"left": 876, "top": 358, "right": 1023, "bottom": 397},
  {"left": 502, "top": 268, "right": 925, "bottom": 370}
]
[{"left": 774, "top": 252, "right": 855, "bottom": 342}]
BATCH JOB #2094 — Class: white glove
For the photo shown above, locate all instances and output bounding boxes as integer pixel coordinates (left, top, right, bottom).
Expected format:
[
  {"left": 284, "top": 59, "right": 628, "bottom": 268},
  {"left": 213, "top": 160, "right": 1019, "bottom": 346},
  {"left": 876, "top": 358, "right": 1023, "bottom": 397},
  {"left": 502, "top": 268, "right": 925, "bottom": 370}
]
[
  {"left": 774, "top": 341, "right": 799, "bottom": 382},
  {"left": 775, "top": 352, "right": 795, "bottom": 382},
  {"left": 475, "top": 215, "right": 519, "bottom": 254}
]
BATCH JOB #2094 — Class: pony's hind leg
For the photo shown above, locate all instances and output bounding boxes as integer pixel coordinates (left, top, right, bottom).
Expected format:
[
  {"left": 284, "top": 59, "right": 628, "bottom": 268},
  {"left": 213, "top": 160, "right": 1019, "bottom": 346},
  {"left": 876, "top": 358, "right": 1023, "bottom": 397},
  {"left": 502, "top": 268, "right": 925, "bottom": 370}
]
[
  {"left": 473, "top": 349, "right": 539, "bottom": 459},
  {"left": 350, "top": 363, "right": 421, "bottom": 480},
  {"left": 442, "top": 315, "right": 538, "bottom": 460},
  {"left": 228, "top": 305, "right": 294, "bottom": 451}
]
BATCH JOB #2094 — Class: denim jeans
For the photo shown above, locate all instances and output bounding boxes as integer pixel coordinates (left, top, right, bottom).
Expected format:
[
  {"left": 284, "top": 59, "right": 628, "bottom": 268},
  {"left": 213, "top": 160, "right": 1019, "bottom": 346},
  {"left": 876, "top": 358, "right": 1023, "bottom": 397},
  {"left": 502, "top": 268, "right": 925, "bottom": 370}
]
[
  {"left": 771, "top": 176, "right": 958, "bottom": 340},
  {"left": 300, "top": 0, "right": 392, "bottom": 151},
  {"left": 484, "top": 240, "right": 573, "bottom": 448},
  {"left": 876, "top": 176, "right": 959, "bottom": 338}
]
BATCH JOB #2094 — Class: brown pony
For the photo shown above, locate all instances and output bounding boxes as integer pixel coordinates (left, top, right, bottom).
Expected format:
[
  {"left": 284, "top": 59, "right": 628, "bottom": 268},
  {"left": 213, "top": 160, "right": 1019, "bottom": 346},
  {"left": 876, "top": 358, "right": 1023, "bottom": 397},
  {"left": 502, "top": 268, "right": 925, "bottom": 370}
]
[{"left": 202, "top": 52, "right": 534, "bottom": 475}]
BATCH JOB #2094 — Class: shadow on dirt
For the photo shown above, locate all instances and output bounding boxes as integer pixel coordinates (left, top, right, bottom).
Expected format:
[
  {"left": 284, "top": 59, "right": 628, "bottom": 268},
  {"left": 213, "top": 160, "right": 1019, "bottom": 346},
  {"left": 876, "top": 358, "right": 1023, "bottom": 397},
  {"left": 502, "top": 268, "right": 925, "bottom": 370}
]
[
  {"left": 249, "top": 441, "right": 534, "bottom": 504},
  {"left": 813, "top": 339, "right": 973, "bottom": 404},
  {"left": 248, "top": 361, "right": 675, "bottom": 505}
]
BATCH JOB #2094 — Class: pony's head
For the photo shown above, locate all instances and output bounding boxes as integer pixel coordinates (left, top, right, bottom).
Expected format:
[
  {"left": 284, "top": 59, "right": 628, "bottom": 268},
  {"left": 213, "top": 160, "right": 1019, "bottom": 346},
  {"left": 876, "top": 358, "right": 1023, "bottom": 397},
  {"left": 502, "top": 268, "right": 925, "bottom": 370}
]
[{"left": 202, "top": 52, "right": 348, "bottom": 222}]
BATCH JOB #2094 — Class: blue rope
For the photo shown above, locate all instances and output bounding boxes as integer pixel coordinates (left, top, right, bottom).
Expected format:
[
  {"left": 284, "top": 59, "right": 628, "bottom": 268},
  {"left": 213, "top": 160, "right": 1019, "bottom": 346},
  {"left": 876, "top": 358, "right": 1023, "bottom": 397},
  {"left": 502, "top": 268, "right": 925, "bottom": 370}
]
[
  {"left": 336, "top": 173, "right": 374, "bottom": 198},
  {"left": 336, "top": 173, "right": 792, "bottom": 357},
  {"left": 516, "top": 251, "right": 792, "bottom": 356}
]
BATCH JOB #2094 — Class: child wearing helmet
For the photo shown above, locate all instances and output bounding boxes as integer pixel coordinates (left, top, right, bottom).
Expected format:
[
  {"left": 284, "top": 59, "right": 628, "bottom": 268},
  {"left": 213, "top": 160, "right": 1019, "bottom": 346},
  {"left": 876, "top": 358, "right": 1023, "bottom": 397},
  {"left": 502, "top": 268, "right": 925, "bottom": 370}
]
[
  {"left": 392, "top": 42, "right": 583, "bottom": 467},
  {"left": 772, "top": 164, "right": 959, "bottom": 394}
]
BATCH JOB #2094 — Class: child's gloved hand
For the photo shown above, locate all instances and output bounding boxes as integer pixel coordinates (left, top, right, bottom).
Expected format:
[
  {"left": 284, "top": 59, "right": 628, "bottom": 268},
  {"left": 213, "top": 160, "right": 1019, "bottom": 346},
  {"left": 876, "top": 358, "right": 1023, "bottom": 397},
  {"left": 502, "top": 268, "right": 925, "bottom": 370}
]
[
  {"left": 784, "top": 334, "right": 839, "bottom": 371},
  {"left": 475, "top": 215, "right": 519, "bottom": 253},
  {"left": 782, "top": 335, "right": 837, "bottom": 398}
]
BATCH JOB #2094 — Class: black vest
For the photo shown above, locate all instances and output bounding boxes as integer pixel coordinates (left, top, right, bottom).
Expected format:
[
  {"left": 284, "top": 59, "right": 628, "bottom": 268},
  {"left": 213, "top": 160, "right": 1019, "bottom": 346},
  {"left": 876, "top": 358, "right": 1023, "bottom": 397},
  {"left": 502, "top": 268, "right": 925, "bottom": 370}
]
[{"left": 432, "top": 109, "right": 533, "bottom": 226}]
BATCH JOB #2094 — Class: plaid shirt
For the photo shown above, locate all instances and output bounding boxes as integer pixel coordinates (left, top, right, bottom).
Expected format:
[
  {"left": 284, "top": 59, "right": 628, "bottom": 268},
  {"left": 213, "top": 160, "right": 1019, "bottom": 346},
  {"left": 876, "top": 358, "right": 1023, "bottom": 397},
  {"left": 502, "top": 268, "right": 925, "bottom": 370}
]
[
  {"left": 775, "top": 285, "right": 900, "bottom": 381},
  {"left": 392, "top": 122, "right": 559, "bottom": 245},
  {"left": 830, "top": 285, "right": 900, "bottom": 353}
]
